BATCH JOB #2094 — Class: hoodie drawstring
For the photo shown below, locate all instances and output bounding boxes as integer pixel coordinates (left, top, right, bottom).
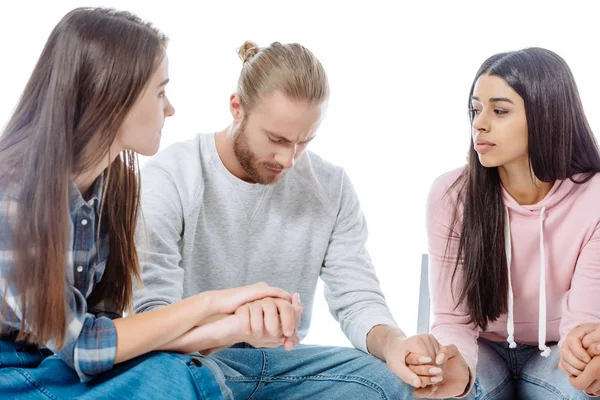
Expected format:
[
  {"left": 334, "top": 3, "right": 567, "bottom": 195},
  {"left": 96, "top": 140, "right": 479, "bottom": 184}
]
[
  {"left": 504, "top": 207, "right": 517, "bottom": 349},
  {"left": 504, "top": 206, "right": 551, "bottom": 357},
  {"left": 538, "top": 207, "right": 551, "bottom": 357}
]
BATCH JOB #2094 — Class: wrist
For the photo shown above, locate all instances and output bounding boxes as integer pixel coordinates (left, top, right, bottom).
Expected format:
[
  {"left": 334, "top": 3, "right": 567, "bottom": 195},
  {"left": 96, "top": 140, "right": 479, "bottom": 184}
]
[
  {"left": 367, "top": 324, "right": 405, "bottom": 361},
  {"left": 193, "top": 291, "right": 219, "bottom": 319},
  {"left": 189, "top": 315, "right": 241, "bottom": 352}
]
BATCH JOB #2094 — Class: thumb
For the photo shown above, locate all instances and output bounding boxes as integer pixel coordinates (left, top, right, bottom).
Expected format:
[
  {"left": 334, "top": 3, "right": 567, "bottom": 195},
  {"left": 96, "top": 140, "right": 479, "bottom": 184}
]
[
  {"left": 284, "top": 331, "right": 301, "bottom": 351},
  {"left": 582, "top": 329, "right": 600, "bottom": 349},
  {"left": 394, "top": 360, "right": 423, "bottom": 388},
  {"left": 436, "top": 344, "right": 459, "bottom": 365},
  {"left": 292, "top": 292, "right": 301, "bottom": 308},
  {"left": 588, "top": 343, "right": 600, "bottom": 357},
  {"left": 292, "top": 293, "right": 303, "bottom": 329}
]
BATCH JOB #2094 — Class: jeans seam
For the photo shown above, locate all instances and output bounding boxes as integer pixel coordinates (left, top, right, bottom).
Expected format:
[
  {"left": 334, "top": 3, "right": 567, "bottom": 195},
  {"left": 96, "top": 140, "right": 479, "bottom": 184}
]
[
  {"left": 508, "top": 348, "right": 519, "bottom": 378},
  {"left": 247, "top": 349, "right": 269, "bottom": 400},
  {"left": 480, "top": 375, "right": 512, "bottom": 400},
  {"left": 13, "top": 368, "right": 58, "bottom": 400},
  {"left": 263, "top": 374, "right": 388, "bottom": 399},
  {"left": 520, "top": 372, "right": 568, "bottom": 400}
]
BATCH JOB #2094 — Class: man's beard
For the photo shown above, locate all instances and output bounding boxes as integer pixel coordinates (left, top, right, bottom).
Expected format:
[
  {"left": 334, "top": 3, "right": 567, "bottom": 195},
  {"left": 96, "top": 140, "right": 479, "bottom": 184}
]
[{"left": 233, "top": 124, "right": 284, "bottom": 185}]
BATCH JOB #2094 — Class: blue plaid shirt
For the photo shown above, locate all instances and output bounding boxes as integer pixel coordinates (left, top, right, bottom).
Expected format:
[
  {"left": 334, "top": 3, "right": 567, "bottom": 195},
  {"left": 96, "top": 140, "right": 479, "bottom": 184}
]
[{"left": 0, "top": 175, "right": 118, "bottom": 382}]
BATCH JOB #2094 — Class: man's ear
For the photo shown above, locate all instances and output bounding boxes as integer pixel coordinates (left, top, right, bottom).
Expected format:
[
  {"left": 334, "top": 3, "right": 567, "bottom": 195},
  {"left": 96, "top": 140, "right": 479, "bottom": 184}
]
[{"left": 230, "top": 93, "right": 244, "bottom": 124}]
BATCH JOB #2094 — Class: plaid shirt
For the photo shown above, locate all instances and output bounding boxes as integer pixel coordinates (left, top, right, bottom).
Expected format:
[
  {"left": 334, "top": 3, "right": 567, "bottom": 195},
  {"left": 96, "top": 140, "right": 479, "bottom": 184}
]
[{"left": 0, "top": 175, "right": 118, "bottom": 382}]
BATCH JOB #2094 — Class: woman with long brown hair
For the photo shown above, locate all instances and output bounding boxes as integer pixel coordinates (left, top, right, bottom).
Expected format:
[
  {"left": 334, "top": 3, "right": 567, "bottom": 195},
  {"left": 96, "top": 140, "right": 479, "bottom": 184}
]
[{"left": 0, "top": 7, "right": 291, "bottom": 399}]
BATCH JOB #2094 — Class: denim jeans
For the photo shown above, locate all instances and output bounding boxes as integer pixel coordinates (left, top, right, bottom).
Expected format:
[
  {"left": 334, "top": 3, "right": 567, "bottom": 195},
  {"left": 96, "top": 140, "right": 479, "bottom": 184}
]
[
  {"left": 466, "top": 338, "right": 592, "bottom": 400},
  {"left": 0, "top": 338, "right": 225, "bottom": 399},
  {"left": 209, "top": 343, "right": 417, "bottom": 399}
]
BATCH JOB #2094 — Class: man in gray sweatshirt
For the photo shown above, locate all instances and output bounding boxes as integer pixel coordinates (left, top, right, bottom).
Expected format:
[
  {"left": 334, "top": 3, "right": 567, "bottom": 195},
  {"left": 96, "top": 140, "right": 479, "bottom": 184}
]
[{"left": 134, "top": 41, "right": 453, "bottom": 399}]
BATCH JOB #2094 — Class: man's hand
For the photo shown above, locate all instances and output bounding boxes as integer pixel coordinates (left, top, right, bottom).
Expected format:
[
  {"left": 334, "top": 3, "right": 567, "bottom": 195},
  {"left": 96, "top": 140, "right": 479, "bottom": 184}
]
[
  {"left": 234, "top": 293, "right": 303, "bottom": 350},
  {"left": 162, "top": 293, "right": 302, "bottom": 355},
  {"left": 366, "top": 325, "right": 425, "bottom": 388},
  {"left": 366, "top": 326, "right": 470, "bottom": 398},
  {"left": 402, "top": 334, "right": 442, "bottom": 388}
]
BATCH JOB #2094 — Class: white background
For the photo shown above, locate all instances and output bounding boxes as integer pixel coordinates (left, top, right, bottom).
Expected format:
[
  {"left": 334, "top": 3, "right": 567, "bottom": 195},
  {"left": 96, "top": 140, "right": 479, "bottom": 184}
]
[{"left": 2, "top": 1, "right": 599, "bottom": 346}]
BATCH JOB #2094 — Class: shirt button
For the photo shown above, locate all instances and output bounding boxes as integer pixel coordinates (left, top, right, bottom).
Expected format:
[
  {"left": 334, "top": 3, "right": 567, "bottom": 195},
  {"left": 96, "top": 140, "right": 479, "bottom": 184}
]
[
  {"left": 76, "top": 266, "right": 84, "bottom": 273},
  {"left": 81, "top": 219, "right": 88, "bottom": 226}
]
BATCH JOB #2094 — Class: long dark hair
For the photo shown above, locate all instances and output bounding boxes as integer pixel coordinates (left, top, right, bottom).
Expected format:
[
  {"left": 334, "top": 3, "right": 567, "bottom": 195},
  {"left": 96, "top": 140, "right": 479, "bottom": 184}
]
[
  {"left": 0, "top": 8, "right": 167, "bottom": 347},
  {"left": 449, "top": 48, "right": 600, "bottom": 330}
]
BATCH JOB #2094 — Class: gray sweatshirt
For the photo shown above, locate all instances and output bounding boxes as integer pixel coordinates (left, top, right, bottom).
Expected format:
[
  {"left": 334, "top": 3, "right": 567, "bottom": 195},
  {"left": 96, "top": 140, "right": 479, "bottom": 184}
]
[{"left": 133, "top": 133, "right": 396, "bottom": 352}]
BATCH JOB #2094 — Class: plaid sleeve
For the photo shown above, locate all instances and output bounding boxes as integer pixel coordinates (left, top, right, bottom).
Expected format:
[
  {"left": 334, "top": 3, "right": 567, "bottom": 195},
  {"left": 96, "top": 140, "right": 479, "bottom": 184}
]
[
  {"left": 0, "top": 191, "right": 117, "bottom": 382},
  {"left": 46, "top": 286, "right": 118, "bottom": 381}
]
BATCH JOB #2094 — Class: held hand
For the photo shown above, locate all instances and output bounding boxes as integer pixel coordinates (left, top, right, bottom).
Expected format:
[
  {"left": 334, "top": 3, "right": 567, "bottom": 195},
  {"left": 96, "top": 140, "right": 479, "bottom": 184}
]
[
  {"left": 234, "top": 293, "right": 303, "bottom": 350},
  {"left": 413, "top": 345, "right": 470, "bottom": 399},
  {"left": 559, "top": 324, "right": 596, "bottom": 377}
]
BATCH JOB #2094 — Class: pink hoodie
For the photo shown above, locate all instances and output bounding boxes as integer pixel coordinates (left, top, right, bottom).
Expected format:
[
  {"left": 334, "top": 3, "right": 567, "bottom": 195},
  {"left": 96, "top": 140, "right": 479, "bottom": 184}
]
[{"left": 427, "top": 167, "right": 600, "bottom": 391}]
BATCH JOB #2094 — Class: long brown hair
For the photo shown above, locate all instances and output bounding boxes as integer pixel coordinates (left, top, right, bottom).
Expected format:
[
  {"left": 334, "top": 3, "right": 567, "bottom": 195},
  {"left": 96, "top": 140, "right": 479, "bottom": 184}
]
[
  {"left": 0, "top": 8, "right": 168, "bottom": 348},
  {"left": 449, "top": 48, "right": 600, "bottom": 330}
]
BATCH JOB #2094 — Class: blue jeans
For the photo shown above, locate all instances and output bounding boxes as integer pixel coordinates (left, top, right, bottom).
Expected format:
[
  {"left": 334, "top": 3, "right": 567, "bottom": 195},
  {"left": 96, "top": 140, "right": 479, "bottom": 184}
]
[
  {"left": 467, "top": 338, "right": 592, "bottom": 400},
  {"left": 208, "top": 343, "right": 416, "bottom": 399},
  {"left": 0, "top": 338, "right": 225, "bottom": 399}
]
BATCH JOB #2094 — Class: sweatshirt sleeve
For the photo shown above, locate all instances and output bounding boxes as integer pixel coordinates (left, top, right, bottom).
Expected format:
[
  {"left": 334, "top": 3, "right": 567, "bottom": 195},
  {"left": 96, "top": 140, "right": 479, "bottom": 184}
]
[
  {"left": 320, "top": 171, "right": 397, "bottom": 353},
  {"left": 559, "top": 221, "right": 600, "bottom": 344},
  {"left": 427, "top": 173, "right": 479, "bottom": 396},
  {"left": 133, "top": 163, "right": 187, "bottom": 313}
]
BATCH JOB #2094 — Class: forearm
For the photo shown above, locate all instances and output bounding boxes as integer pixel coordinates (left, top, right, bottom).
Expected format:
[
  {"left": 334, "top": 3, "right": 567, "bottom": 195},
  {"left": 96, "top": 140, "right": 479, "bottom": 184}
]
[
  {"left": 366, "top": 324, "right": 407, "bottom": 362},
  {"left": 113, "top": 292, "right": 215, "bottom": 363},
  {"left": 158, "top": 314, "right": 239, "bottom": 354}
]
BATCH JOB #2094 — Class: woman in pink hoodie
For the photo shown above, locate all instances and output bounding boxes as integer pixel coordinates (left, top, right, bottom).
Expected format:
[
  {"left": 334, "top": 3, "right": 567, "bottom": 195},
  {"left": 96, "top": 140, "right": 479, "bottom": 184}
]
[{"left": 413, "top": 48, "right": 600, "bottom": 399}]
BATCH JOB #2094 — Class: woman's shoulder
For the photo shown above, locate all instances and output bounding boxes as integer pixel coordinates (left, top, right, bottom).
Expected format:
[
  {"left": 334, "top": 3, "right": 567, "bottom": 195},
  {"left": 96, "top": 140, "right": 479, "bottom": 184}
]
[{"left": 429, "top": 166, "right": 466, "bottom": 202}]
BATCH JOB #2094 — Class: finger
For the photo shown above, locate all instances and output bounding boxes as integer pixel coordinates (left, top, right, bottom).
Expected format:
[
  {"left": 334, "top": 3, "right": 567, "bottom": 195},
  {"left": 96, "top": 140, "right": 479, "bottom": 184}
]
[
  {"left": 261, "top": 300, "right": 282, "bottom": 337},
  {"left": 249, "top": 302, "right": 265, "bottom": 339},
  {"left": 568, "top": 338, "right": 592, "bottom": 364},
  {"left": 570, "top": 374, "right": 594, "bottom": 392},
  {"left": 421, "top": 375, "right": 444, "bottom": 386},
  {"left": 406, "top": 353, "right": 433, "bottom": 365},
  {"left": 436, "top": 344, "right": 459, "bottom": 365},
  {"left": 413, "top": 385, "right": 440, "bottom": 398},
  {"left": 560, "top": 345, "right": 585, "bottom": 372},
  {"left": 291, "top": 293, "right": 303, "bottom": 330},
  {"left": 558, "top": 359, "right": 566, "bottom": 374},
  {"left": 292, "top": 292, "right": 301, "bottom": 308},
  {"left": 397, "top": 362, "right": 425, "bottom": 389},
  {"left": 407, "top": 374, "right": 443, "bottom": 388},
  {"left": 294, "top": 306, "right": 303, "bottom": 330},
  {"left": 421, "top": 335, "right": 439, "bottom": 362},
  {"left": 407, "top": 364, "right": 443, "bottom": 377},
  {"left": 565, "top": 341, "right": 591, "bottom": 368},
  {"left": 582, "top": 329, "right": 600, "bottom": 349},
  {"left": 588, "top": 344, "right": 600, "bottom": 358},
  {"left": 275, "top": 299, "right": 296, "bottom": 337},
  {"left": 284, "top": 331, "right": 300, "bottom": 351},
  {"left": 250, "top": 283, "right": 292, "bottom": 302},
  {"left": 577, "top": 323, "right": 599, "bottom": 337},
  {"left": 235, "top": 305, "right": 251, "bottom": 335},
  {"left": 586, "top": 379, "right": 600, "bottom": 396},
  {"left": 570, "top": 361, "right": 598, "bottom": 391},
  {"left": 559, "top": 359, "right": 583, "bottom": 377}
]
